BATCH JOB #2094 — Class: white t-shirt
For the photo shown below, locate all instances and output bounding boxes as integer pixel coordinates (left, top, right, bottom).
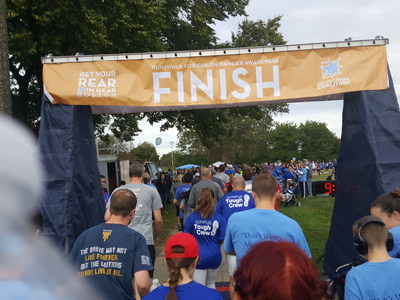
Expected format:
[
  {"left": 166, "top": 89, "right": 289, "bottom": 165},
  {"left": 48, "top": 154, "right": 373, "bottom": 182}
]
[{"left": 111, "top": 183, "right": 163, "bottom": 245}]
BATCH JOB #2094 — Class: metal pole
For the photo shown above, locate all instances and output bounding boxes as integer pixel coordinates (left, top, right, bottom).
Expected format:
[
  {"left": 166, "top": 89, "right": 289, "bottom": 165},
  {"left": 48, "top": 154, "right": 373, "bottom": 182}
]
[{"left": 170, "top": 141, "right": 174, "bottom": 169}]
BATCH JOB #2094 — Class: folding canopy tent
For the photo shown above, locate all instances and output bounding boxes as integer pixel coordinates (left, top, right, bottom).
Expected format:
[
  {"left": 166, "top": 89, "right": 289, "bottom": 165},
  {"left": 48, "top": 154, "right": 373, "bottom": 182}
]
[
  {"left": 39, "top": 39, "right": 400, "bottom": 275},
  {"left": 176, "top": 164, "right": 200, "bottom": 169}
]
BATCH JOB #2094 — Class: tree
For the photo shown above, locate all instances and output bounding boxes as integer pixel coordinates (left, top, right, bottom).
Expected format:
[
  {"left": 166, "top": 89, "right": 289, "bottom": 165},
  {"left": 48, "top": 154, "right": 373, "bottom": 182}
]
[
  {"left": 230, "top": 17, "right": 286, "bottom": 47},
  {"left": 0, "top": 0, "right": 11, "bottom": 115},
  {"left": 269, "top": 122, "right": 301, "bottom": 162},
  {"left": 97, "top": 136, "right": 132, "bottom": 155},
  {"left": 268, "top": 121, "right": 340, "bottom": 162},
  {"left": 298, "top": 121, "right": 340, "bottom": 161},
  {"left": 118, "top": 142, "right": 159, "bottom": 163},
  {"left": 7, "top": 0, "right": 249, "bottom": 135}
]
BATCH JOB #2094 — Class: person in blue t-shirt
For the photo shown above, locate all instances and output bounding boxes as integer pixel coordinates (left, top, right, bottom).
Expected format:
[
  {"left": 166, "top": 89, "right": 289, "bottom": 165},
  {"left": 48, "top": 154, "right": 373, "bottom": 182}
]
[
  {"left": 282, "top": 164, "right": 298, "bottom": 182},
  {"left": 296, "top": 162, "right": 307, "bottom": 198},
  {"left": 173, "top": 173, "right": 193, "bottom": 231},
  {"left": 216, "top": 176, "right": 255, "bottom": 280},
  {"left": 216, "top": 176, "right": 255, "bottom": 223},
  {"left": 69, "top": 189, "right": 153, "bottom": 300},
  {"left": 184, "top": 188, "right": 226, "bottom": 289},
  {"left": 100, "top": 175, "right": 110, "bottom": 207},
  {"left": 224, "top": 174, "right": 311, "bottom": 265},
  {"left": 345, "top": 215, "right": 400, "bottom": 300},
  {"left": 143, "top": 233, "right": 222, "bottom": 300},
  {"left": 370, "top": 188, "right": 400, "bottom": 258}
]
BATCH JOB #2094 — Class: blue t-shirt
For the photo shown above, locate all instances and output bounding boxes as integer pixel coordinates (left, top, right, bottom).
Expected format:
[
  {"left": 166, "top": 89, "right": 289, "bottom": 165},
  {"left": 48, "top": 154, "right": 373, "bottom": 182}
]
[
  {"left": 283, "top": 169, "right": 297, "bottom": 181},
  {"left": 389, "top": 225, "right": 400, "bottom": 258},
  {"left": 298, "top": 168, "right": 307, "bottom": 182},
  {"left": 69, "top": 223, "right": 153, "bottom": 300},
  {"left": 224, "top": 209, "right": 311, "bottom": 263},
  {"left": 344, "top": 258, "right": 400, "bottom": 300},
  {"left": 143, "top": 281, "right": 222, "bottom": 300},
  {"left": 146, "top": 182, "right": 157, "bottom": 189},
  {"left": 184, "top": 212, "right": 226, "bottom": 269},
  {"left": 175, "top": 184, "right": 191, "bottom": 219},
  {"left": 215, "top": 190, "right": 255, "bottom": 223}
]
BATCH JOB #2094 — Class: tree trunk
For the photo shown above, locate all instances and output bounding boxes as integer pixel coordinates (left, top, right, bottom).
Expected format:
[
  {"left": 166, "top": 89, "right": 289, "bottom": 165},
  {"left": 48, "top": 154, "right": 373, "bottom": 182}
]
[{"left": 0, "top": 0, "right": 12, "bottom": 115}]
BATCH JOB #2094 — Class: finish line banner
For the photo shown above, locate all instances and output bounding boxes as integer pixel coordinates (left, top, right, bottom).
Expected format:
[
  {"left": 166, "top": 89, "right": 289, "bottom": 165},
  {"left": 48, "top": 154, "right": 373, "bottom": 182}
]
[{"left": 43, "top": 45, "right": 388, "bottom": 110}]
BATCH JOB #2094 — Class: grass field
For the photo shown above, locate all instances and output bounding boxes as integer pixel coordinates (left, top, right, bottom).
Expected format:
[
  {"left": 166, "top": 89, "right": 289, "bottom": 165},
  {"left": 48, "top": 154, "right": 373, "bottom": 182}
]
[
  {"left": 159, "top": 203, "right": 180, "bottom": 246},
  {"left": 280, "top": 195, "right": 334, "bottom": 271}
]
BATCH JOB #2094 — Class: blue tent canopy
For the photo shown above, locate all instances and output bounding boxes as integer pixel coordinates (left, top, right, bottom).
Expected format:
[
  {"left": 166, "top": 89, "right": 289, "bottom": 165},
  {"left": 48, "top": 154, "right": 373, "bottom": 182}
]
[{"left": 176, "top": 164, "right": 200, "bottom": 169}]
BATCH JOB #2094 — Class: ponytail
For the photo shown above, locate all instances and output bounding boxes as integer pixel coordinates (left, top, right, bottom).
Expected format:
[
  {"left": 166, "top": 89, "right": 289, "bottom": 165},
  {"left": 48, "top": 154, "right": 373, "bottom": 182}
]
[
  {"left": 165, "top": 263, "right": 180, "bottom": 300},
  {"left": 164, "top": 246, "right": 196, "bottom": 300}
]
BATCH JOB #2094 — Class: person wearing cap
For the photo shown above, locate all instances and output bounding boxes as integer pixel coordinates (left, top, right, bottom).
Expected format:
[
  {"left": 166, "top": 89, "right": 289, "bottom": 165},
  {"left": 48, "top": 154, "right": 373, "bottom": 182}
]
[
  {"left": 184, "top": 188, "right": 226, "bottom": 289},
  {"left": 142, "top": 233, "right": 222, "bottom": 300},
  {"left": 70, "top": 189, "right": 153, "bottom": 299}
]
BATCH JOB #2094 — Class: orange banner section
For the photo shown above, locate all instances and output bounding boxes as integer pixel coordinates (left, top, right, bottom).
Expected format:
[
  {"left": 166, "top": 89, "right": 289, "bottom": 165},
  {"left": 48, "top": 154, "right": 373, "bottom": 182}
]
[{"left": 43, "top": 45, "right": 388, "bottom": 108}]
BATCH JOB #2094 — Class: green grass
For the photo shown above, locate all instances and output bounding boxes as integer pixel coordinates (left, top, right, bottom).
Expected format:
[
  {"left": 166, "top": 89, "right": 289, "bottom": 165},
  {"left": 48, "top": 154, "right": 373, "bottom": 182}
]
[
  {"left": 159, "top": 203, "right": 180, "bottom": 246},
  {"left": 312, "top": 171, "right": 335, "bottom": 181},
  {"left": 280, "top": 196, "right": 334, "bottom": 271}
]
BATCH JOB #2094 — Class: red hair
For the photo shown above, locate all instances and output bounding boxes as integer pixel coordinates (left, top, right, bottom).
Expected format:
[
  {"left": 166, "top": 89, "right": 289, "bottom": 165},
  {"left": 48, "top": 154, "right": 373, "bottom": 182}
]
[{"left": 234, "top": 241, "right": 327, "bottom": 300}]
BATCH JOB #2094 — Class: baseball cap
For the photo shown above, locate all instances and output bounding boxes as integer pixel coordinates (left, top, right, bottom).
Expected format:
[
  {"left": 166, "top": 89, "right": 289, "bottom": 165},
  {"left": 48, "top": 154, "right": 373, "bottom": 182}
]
[{"left": 165, "top": 233, "right": 199, "bottom": 259}]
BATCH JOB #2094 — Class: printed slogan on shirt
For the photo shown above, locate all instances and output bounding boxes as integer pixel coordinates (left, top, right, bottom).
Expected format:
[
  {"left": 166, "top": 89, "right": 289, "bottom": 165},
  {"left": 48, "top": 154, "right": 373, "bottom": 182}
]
[{"left": 78, "top": 230, "right": 128, "bottom": 277}]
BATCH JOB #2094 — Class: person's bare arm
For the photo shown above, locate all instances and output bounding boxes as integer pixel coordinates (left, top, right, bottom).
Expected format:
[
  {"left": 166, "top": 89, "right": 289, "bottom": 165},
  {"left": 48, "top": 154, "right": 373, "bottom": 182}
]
[
  {"left": 153, "top": 209, "right": 163, "bottom": 246},
  {"left": 133, "top": 270, "right": 151, "bottom": 298}
]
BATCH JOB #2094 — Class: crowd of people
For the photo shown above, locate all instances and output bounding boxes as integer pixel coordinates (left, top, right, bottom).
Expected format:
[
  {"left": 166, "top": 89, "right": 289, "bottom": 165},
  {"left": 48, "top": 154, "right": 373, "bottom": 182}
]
[
  {"left": 2, "top": 114, "right": 398, "bottom": 300},
  {"left": 87, "top": 159, "right": 400, "bottom": 300}
]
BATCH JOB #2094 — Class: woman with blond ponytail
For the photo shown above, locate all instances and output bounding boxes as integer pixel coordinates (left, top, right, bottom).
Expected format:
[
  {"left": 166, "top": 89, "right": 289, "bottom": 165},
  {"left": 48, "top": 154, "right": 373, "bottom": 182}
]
[
  {"left": 143, "top": 233, "right": 222, "bottom": 300},
  {"left": 371, "top": 187, "right": 400, "bottom": 258}
]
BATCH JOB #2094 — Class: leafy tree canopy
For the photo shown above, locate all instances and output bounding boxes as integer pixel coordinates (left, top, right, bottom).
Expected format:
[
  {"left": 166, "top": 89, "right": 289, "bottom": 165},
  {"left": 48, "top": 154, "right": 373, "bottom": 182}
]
[
  {"left": 269, "top": 121, "right": 340, "bottom": 162},
  {"left": 7, "top": 0, "right": 249, "bottom": 135},
  {"left": 118, "top": 141, "right": 159, "bottom": 163}
]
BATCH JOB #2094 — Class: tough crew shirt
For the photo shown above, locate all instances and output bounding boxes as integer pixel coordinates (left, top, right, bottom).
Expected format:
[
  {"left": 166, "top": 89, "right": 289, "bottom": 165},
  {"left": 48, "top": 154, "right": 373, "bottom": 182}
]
[
  {"left": 224, "top": 208, "right": 311, "bottom": 263},
  {"left": 184, "top": 212, "right": 226, "bottom": 269},
  {"left": 143, "top": 281, "right": 222, "bottom": 300},
  {"left": 69, "top": 223, "right": 153, "bottom": 300},
  {"left": 344, "top": 258, "right": 400, "bottom": 300},
  {"left": 215, "top": 190, "right": 255, "bottom": 223},
  {"left": 112, "top": 183, "right": 163, "bottom": 245},
  {"left": 389, "top": 225, "right": 400, "bottom": 258}
]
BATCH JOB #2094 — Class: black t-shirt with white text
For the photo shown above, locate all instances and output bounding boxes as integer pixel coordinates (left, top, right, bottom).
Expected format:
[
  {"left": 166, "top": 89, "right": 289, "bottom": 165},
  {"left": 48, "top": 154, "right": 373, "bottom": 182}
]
[{"left": 70, "top": 223, "right": 153, "bottom": 300}]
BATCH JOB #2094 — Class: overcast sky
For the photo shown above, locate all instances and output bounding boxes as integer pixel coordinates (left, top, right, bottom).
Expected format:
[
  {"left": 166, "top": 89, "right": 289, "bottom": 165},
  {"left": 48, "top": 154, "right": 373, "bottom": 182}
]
[{"left": 134, "top": 0, "right": 400, "bottom": 157}]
